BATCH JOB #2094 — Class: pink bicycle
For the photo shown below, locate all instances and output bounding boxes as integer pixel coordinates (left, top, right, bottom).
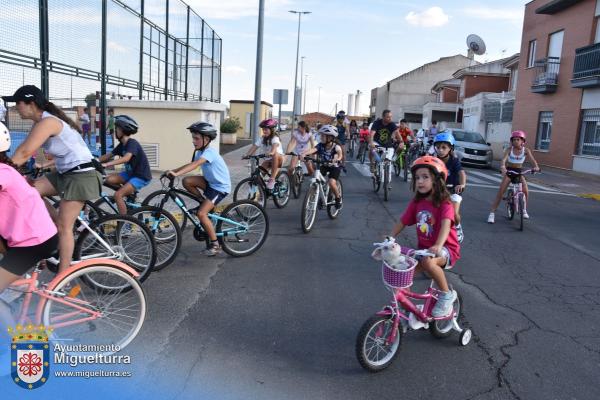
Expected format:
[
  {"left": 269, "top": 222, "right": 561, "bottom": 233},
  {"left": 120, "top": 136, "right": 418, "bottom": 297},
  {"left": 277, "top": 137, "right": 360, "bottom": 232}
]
[
  {"left": 3, "top": 258, "right": 146, "bottom": 355},
  {"left": 505, "top": 169, "right": 537, "bottom": 231},
  {"left": 355, "top": 241, "right": 472, "bottom": 372}
]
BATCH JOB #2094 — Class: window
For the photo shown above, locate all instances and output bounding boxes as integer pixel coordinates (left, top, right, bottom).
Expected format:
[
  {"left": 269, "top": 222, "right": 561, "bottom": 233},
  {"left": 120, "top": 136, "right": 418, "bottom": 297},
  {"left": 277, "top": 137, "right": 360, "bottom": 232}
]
[
  {"left": 595, "top": 17, "right": 600, "bottom": 43},
  {"left": 511, "top": 68, "right": 519, "bottom": 91},
  {"left": 579, "top": 109, "right": 600, "bottom": 157},
  {"left": 527, "top": 40, "right": 537, "bottom": 68},
  {"left": 536, "top": 111, "right": 553, "bottom": 150}
]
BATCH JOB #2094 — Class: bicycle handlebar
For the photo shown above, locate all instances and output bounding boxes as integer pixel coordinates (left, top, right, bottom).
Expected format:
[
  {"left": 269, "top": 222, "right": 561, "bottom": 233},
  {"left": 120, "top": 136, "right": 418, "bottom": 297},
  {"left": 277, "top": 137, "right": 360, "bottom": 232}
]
[
  {"left": 242, "top": 154, "right": 268, "bottom": 160},
  {"left": 506, "top": 169, "right": 540, "bottom": 176}
]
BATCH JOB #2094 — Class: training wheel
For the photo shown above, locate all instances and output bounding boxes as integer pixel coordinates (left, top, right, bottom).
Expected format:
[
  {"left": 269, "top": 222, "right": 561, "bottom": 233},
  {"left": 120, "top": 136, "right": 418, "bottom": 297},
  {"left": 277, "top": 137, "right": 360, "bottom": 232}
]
[{"left": 459, "top": 328, "right": 472, "bottom": 346}]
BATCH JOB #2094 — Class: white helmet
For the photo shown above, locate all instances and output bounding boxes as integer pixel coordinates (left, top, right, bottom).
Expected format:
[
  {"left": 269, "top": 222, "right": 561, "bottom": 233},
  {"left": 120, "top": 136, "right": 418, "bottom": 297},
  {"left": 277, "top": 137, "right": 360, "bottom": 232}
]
[
  {"left": 318, "top": 124, "right": 338, "bottom": 138},
  {"left": 0, "top": 122, "right": 10, "bottom": 152}
]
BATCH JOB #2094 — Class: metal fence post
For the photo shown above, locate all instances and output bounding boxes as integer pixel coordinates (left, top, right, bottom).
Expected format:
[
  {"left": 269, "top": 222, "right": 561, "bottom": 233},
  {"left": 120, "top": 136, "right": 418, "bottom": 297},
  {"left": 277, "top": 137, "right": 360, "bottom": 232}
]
[
  {"left": 139, "top": 0, "right": 145, "bottom": 100},
  {"left": 184, "top": 5, "right": 190, "bottom": 100},
  {"left": 210, "top": 30, "right": 215, "bottom": 102},
  {"left": 100, "top": 0, "right": 107, "bottom": 154},
  {"left": 164, "top": 0, "right": 169, "bottom": 100},
  {"left": 39, "top": 0, "right": 49, "bottom": 95},
  {"left": 199, "top": 19, "right": 204, "bottom": 100}
]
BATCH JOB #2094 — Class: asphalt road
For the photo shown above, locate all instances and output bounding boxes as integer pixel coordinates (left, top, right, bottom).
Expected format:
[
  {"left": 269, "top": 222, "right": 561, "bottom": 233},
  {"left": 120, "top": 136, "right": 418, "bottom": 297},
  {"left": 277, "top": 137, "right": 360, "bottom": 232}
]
[{"left": 16, "top": 162, "right": 595, "bottom": 400}]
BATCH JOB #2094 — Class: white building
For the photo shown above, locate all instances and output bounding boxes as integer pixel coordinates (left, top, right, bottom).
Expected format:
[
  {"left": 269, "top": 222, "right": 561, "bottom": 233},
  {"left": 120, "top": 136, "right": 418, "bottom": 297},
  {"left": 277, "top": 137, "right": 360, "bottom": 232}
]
[{"left": 370, "top": 54, "right": 476, "bottom": 125}]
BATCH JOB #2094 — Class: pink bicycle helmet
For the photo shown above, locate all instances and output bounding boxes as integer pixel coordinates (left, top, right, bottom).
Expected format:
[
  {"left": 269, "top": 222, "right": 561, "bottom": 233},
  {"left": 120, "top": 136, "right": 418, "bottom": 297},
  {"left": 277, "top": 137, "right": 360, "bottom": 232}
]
[
  {"left": 259, "top": 118, "right": 277, "bottom": 129},
  {"left": 511, "top": 130, "right": 526, "bottom": 142}
]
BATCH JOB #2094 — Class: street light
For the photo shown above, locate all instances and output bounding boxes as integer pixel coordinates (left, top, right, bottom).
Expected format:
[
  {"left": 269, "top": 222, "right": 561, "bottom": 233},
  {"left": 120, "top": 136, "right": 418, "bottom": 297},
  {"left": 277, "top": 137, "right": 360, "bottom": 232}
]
[
  {"left": 303, "top": 74, "right": 308, "bottom": 115},
  {"left": 318, "top": 86, "right": 322, "bottom": 113},
  {"left": 289, "top": 10, "right": 311, "bottom": 134},
  {"left": 300, "top": 56, "right": 306, "bottom": 116}
]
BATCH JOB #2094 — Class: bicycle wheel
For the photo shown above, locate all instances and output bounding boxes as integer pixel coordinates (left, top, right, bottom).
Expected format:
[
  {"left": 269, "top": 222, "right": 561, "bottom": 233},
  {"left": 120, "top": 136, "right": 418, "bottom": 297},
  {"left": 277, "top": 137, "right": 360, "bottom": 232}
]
[
  {"left": 301, "top": 184, "right": 319, "bottom": 233},
  {"left": 393, "top": 154, "right": 401, "bottom": 177},
  {"left": 518, "top": 194, "right": 525, "bottom": 231},
  {"left": 42, "top": 263, "right": 146, "bottom": 355},
  {"left": 359, "top": 144, "right": 366, "bottom": 164},
  {"left": 506, "top": 189, "right": 514, "bottom": 220},
  {"left": 383, "top": 163, "right": 390, "bottom": 202},
  {"left": 216, "top": 200, "right": 269, "bottom": 257},
  {"left": 372, "top": 164, "right": 381, "bottom": 193},
  {"left": 291, "top": 171, "right": 302, "bottom": 199},
  {"left": 233, "top": 177, "right": 268, "bottom": 209},
  {"left": 430, "top": 291, "right": 462, "bottom": 338},
  {"left": 128, "top": 206, "right": 182, "bottom": 271},
  {"left": 142, "top": 190, "right": 198, "bottom": 231},
  {"left": 327, "top": 179, "right": 343, "bottom": 219},
  {"left": 73, "top": 214, "right": 156, "bottom": 284},
  {"left": 273, "top": 170, "right": 290, "bottom": 208},
  {"left": 355, "top": 315, "right": 402, "bottom": 372},
  {"left": 349, "top": 140, "right": 355, "bottom": 158}
]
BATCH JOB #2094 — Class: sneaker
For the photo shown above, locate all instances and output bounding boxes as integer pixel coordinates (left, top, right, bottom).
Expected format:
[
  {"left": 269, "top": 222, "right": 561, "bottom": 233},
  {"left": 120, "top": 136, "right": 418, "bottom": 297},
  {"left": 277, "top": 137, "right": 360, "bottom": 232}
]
[
  {"left": 203, "top": 244, "right": 221, "bottom": 257},
  {"left": 523, "top": 210, "right": 530, "bottom": 219},
  {"left": 487, "top": 212, "right": 495, "bottom": 224},
  {"left": 334, "top": 197, "right": 342, "bottom": 210},
  {"left": 456, "top": 224, "right": 464, "bottom": 243},
  {"left": 432, "top": 290, "right": 457, "bottom": 318},
  {"left": 266, "top": 178, "right": 275, "bottom": 190}
]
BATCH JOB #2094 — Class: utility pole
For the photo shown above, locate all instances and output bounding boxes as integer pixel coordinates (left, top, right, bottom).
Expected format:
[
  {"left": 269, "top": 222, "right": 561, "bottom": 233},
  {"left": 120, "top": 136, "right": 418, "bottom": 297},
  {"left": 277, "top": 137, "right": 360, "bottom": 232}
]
[
  {"left": 289, "top": 10, "right": 311, "bottom": 134},
  {"left": 252, "top": 0, "right": 265, "bottom": 143}
]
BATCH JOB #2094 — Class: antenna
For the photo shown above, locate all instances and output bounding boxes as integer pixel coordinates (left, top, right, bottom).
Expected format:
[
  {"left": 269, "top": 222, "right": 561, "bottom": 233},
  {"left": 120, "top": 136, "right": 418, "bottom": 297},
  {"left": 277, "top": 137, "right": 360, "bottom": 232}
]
[{"left": 466, "top": 34, "right": 486, "bottom": 59}]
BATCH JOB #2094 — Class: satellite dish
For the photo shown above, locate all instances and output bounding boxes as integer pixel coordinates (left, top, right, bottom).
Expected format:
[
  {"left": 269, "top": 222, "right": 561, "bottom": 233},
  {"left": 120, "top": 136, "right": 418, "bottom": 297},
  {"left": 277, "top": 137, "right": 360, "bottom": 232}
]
[{"left": 466, "top": 34, "right": 486, "bottom": 57}]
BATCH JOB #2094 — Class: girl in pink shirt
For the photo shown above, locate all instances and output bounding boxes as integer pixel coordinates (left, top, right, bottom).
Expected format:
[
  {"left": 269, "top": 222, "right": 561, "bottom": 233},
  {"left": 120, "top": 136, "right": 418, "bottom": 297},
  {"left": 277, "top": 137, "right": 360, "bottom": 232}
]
[
  {"left": 0, "top": 123, "right": 58, "bottom": 295},
  {"left": 390, "top": 155, "right": 460, "bottom": 318}
]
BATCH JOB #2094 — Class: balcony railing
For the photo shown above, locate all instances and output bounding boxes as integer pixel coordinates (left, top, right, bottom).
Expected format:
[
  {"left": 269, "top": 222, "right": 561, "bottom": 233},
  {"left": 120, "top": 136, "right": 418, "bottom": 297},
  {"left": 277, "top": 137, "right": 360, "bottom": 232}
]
[
  {"left": 572, "top": 42, "right": 600, "bottom": 88},
  {"left": 531, "top": 57, "right": 560, "bottom": 93}
]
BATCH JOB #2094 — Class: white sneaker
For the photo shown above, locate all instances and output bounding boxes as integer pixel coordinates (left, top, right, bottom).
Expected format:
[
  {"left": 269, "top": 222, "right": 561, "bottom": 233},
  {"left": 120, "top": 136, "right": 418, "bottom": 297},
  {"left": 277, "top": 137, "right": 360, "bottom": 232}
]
[
  {"left": 432, "top": 290, "right": 457, "bottom": 317},
  {"left": 456, "top": 224, "right": 464, "bottom": 243},
  {"left": 266, "top": 178, "right": 275, "bottom": 190},
  {"left": 487, "top": 212, "right": 495, "bottom": 224},
  {"left": 523, "top": 210, "right": 530, "bottom": 219}
]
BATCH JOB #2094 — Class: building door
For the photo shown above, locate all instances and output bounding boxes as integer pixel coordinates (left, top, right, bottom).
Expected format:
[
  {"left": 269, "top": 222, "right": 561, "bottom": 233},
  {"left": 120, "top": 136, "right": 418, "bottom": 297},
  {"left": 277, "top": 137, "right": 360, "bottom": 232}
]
[{"left": 548, "top": 30, "right": 564, "bottom": 72}]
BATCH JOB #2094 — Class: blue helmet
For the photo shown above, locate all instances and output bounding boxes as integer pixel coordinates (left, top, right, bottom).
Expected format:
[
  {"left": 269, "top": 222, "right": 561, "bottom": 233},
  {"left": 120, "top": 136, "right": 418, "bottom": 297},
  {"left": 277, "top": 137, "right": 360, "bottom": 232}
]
[{"left": 433, "top": 131, "right": 455, "bottom": 147}]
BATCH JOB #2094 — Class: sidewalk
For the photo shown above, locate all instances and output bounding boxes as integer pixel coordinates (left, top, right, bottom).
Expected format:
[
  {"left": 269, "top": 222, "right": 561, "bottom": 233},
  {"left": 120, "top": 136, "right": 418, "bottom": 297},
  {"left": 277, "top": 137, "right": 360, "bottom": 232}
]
[{"left": 490, "top": 160, "right": 600, "bottom": 200}]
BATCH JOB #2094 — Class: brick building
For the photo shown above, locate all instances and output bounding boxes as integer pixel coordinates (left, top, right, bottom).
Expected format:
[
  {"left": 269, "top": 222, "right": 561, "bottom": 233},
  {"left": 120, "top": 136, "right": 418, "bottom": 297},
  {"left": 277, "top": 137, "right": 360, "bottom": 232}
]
[{"left": 512, "top": 0, "right": 600, "bottom": 174}]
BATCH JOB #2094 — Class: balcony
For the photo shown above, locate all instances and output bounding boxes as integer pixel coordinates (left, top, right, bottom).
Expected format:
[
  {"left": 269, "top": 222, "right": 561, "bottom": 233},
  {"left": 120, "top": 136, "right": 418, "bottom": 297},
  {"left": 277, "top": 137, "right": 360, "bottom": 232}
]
[
  {"left": 571, "top": 43, "right": 600, "bottom": 88},
  {"left": 531, "top": 57, "right": 560, "bottom": 93}
]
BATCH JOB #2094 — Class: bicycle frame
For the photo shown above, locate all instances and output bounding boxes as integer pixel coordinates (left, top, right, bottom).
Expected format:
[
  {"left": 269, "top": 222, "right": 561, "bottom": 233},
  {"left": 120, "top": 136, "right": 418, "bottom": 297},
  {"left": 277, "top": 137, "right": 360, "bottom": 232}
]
[
  {"left": 309, "top": 169, "right": 333, "bottom": 207},
  {"left": 9, "top": 259, "right": 139, "bottom": 329},
  {"left": 158, "top": 186, "right": 251, "bottom": 238},
  {"left": 374, "top": 147, "right": 394, "bottom": 182}
]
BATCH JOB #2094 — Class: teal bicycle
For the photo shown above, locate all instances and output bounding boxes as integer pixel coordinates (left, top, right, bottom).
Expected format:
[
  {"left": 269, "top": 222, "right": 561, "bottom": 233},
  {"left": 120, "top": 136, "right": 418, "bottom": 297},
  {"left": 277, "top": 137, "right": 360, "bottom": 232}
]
[
  {"left": 92, "top": 181, "right": 182, "bottom": 271},
  {"left": 144, "top": 175, "right": 270, "bottom": 257}
]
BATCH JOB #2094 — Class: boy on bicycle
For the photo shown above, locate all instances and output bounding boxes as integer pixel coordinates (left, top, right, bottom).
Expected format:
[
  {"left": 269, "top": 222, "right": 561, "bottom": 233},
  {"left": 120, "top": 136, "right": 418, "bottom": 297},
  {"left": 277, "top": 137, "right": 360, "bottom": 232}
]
[
  {"left": 99, "top": 115, "right": 152, "bottom": 214},
  {"left": 167, "top": 122, "right": 231, "bottom": 256}
]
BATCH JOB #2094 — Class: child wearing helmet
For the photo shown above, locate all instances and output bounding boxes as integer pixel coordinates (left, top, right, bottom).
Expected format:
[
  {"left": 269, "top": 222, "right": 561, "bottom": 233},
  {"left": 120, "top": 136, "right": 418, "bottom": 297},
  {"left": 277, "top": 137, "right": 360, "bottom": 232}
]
[
  {"left": 99, "top": 115, "right": 152, "bottom": 215},
  {"left": 167, "top": 122, "right": 231, "bottom": 256},
  {"left": 0, "top": 122, "right": 58, "bottom": 311},
  {"left": 487, "top": 130, "right": 540, "bottom": 224},
  {"left": 244, "top": 118, "right": 284, "bottom": 190},
  {"left": 286, "top": 120, "right": 315, "bottom": 177},
  {"left": 389, "top": 155, "right": 460, "bottom": 317},
  {"left": 301, "top": 124, "right": 343, "bottom": 209},
  {"left": 433, "top": 131, "right": 466, "bottom": 243}
]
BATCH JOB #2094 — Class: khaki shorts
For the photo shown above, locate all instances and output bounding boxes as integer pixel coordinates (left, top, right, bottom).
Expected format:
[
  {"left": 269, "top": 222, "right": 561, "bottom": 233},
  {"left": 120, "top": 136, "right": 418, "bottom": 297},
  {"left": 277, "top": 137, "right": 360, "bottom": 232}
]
[{"left": 46, "top": 170, "right": 102, "bottom": 201}]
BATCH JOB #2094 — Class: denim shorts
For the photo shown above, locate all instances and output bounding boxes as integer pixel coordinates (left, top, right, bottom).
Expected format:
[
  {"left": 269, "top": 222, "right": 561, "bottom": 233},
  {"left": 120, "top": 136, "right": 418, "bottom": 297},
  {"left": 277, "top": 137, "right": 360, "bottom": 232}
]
[
  {"left": 204, "top": 184, "right": 228, "bottom": 205},
  {"left": 119, "top": 171, "right": 151, "bottom": 191}
]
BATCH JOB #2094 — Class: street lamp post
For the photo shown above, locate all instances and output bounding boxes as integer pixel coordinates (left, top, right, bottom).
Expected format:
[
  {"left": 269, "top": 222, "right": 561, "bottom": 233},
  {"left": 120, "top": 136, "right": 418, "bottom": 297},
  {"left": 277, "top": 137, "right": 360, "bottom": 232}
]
[
  {"left": 318, "top": 86, "right": 321, "bottom": 113},
  {"left": 252, "top": 0, "right": 265, "bottom": 143},
  {"left": 300, "top": 56, "right": 305, "bottom": 116},
  {"left": 289, "top": 10, "right": 311, "bottom": 135},
  {"left": 303, "top": 74, "right": 308, "bottom": 115}
]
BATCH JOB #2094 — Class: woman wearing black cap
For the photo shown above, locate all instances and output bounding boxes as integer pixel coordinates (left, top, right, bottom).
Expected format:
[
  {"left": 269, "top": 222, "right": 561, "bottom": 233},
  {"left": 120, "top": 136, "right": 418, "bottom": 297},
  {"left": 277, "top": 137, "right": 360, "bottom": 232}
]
[{"left": 3, "top": 85, "right": 102, "bottom": 272}]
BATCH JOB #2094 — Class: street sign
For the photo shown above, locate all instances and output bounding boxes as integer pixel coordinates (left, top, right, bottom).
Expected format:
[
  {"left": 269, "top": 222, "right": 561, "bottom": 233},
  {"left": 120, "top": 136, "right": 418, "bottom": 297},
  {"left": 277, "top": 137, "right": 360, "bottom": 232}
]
[{"left": 273, "top": 89, "right": 288, "bottom": 105}]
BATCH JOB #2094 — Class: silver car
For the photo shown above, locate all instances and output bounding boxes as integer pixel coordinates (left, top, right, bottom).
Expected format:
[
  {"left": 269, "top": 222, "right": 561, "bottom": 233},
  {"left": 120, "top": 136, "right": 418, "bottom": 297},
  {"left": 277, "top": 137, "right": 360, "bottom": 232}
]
[{"left": 447, "top": 129, "right": 493, "bottom": 168}]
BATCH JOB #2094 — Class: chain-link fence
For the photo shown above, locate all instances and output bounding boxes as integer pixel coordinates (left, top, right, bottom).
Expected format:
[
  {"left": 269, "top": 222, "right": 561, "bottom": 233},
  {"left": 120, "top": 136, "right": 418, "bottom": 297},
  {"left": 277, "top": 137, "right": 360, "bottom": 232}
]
[{"left": 0, "top": 0, "right": 222, "bottom": 154}]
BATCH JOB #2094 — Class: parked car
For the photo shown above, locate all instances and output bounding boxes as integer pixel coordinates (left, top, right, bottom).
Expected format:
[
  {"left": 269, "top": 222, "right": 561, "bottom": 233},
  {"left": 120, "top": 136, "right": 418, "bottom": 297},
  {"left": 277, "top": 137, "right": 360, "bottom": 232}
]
[
  {"left": 446, "top": 129, "right": 493, "bottom": 168},
  {"left": 277, "top": 123, "right": 288, "bottom": 132}
]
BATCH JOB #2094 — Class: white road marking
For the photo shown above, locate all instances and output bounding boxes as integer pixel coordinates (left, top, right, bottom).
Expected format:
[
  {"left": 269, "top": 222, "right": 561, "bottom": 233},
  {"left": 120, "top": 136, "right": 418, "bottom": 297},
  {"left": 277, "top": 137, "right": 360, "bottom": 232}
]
[{"left": 467, "top": 169, "right": 559, "bottom": 192}]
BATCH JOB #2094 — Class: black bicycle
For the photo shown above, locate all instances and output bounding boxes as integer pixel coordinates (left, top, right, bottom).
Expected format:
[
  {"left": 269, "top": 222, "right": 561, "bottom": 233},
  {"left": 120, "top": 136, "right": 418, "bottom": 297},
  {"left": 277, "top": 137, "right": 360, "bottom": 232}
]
[{"left": 233, "top": 154, "right": 290, "bottom": 209}]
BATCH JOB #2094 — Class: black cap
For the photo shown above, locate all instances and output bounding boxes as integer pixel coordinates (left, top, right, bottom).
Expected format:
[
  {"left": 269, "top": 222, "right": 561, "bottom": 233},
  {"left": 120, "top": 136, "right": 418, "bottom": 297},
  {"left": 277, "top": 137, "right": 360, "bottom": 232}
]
[{"left": 2, "top": 85, "right": 46, "bottom": 106}]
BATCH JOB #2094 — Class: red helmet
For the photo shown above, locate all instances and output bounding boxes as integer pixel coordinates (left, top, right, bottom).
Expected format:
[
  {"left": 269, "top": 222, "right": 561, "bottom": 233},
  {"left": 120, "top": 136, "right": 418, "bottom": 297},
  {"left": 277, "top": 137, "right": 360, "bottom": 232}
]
[
  {"left": 511, "top": 130, "right": 526, "bottom": 142},
  {"left": 411, "top": 155, "right": 448, "bottom": 181},
  {"left": 259, "top": 118, "right": 277, "bottom": 129}
]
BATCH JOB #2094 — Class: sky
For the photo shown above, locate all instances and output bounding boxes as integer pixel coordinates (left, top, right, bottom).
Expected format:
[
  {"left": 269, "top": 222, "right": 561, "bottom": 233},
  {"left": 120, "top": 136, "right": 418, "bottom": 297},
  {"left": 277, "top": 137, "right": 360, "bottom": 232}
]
[{"left": 186, "top": 0, "right": 530, "bottom": 116}]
